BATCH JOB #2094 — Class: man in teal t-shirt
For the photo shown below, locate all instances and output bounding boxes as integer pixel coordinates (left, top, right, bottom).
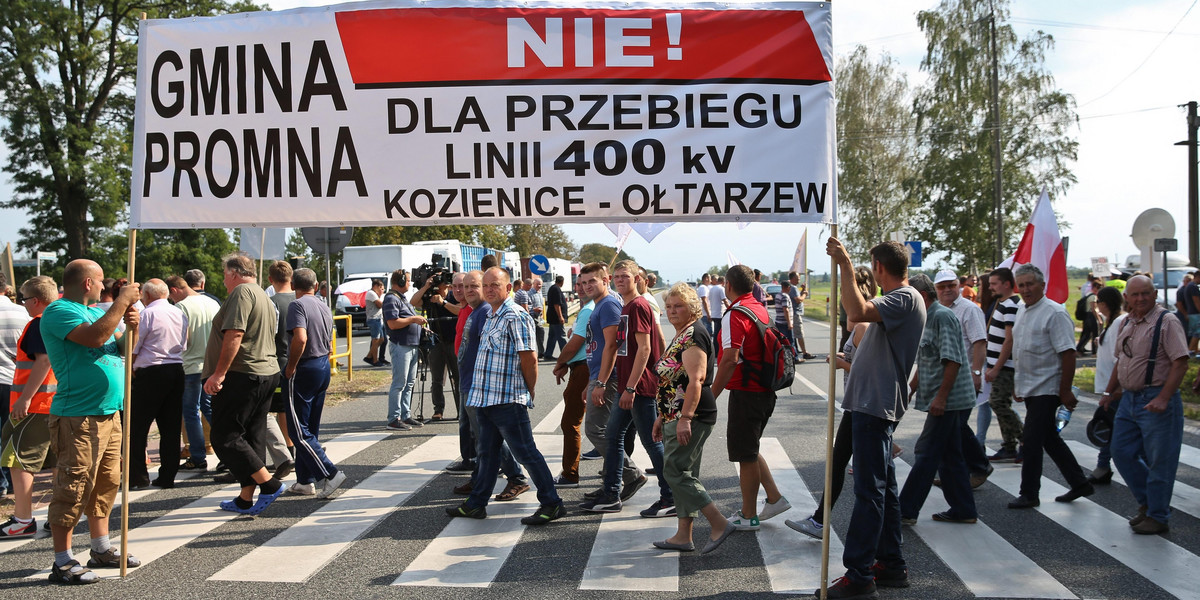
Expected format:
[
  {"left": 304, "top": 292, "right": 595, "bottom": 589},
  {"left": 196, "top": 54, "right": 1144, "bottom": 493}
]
[{"left": 40, "top": 259, "right": 142, "bottom": 584}]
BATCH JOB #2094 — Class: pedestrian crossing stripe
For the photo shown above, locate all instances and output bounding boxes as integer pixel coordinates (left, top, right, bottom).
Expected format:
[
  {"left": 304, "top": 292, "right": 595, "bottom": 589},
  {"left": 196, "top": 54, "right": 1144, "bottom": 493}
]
[
  {"left": 735, "top": 437, "right": 845, "bottom": 595},
  {"left": 1066, "top": 440, "right": 1200, "bottom": 521},
  {"left": 23, "top": 431, "right": 389, "bottom": 580},
  {"left": 0, "top": 464, "right": 203, "bottom": 557},
  {"left": 578, "top": 438, "right": 677, "bottom": 591},
  {"left": 892, "top": 458, "right": 1073, "bottom": 599},
  {"left": 7, "top": 430, "right": 1200, "bottom": 598},
  {"left": 213, "top": 432, "right": 446, "bottom": 582},
  {"left": 986, "top": 451, "right": 1200, "bottom": 600}
]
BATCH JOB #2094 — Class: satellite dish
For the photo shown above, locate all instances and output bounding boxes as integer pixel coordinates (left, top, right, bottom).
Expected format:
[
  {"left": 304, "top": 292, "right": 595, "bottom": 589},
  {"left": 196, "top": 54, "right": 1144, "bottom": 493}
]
[
  {"left": 1131, "top": 209, "right": 1175, "bottom": 275},
  {"left": 1131, "top": 209, "right": 1175, "bottom": 249}
]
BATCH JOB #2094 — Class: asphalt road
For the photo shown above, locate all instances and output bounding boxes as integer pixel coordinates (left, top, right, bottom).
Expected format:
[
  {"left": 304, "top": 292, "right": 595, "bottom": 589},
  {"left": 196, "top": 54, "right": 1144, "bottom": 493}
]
[{"left": 2, "top": 308, "right": 1198, "bottom": 599}]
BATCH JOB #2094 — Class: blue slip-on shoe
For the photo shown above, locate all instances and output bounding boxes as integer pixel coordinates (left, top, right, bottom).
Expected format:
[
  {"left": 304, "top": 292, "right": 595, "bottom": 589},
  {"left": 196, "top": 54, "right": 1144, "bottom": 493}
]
[
  {"left": 219, "top": 499, "right": 254, "bottom": 514},
  {"left": 247, "top": 484, "right": 287, "bottom": 516}
]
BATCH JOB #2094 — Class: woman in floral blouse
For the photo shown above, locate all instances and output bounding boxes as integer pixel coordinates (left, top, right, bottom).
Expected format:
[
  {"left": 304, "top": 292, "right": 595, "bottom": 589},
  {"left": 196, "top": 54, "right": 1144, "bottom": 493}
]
[{"left": 650, "top": 283, "right": 734, "bottom": 554}]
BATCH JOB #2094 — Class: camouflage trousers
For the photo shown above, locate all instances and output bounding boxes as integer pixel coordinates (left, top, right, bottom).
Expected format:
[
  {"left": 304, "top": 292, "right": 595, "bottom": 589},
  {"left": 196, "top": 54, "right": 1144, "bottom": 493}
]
[{"left": 988, "top": 369, "right": 1023, "bottom": 451}]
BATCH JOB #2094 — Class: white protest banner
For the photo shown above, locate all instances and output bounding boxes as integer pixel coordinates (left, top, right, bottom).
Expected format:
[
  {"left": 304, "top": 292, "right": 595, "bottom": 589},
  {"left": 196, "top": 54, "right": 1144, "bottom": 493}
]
[{"left": 130, "top": 0, "right": 836, "bottom": 229}]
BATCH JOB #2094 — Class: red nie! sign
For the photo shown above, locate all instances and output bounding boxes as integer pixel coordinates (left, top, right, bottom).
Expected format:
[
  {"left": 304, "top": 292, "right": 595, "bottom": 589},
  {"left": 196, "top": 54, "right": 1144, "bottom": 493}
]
[
  {"left": 335, "top": 8, "right": 831, "bottom": 87},
  {"left": 131, "top": 2, "right": 837, "bottom": 229}
]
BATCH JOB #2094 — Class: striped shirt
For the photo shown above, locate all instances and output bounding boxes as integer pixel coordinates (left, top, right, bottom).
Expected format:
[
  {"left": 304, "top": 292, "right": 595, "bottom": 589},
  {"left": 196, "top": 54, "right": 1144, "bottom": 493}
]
[
  {"left": 985, "top": 296, "right": 1020, "bottom": 370},
  {"left": 0, "top": 296, "right": 31, "bottom": 385},
  {"left": 466, "top": 298, "right": 537, "bottom": 409}
]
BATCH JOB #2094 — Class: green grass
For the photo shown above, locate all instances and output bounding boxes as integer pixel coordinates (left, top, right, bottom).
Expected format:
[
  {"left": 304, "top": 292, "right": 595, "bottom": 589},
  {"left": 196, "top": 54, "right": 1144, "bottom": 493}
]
[
  {"left": 1079, "top": 362, "right": 1200, "bottom": 421},
  {"left": 802, "top": 277, "right": 1095, "bottom": 328}
]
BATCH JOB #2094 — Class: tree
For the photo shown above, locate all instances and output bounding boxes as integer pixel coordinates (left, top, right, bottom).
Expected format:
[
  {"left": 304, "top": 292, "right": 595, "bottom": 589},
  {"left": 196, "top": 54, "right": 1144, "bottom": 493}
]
[
  {"left": 913, "top": 0, "right": 1078, "bottom": 271},
  {"left": 508, "top": 224, "right": 577, "bottom": 259},
  {"left": 0, "top": 0, "right": 263, "bottom": 261},
  {"left": 835, "top": 46, "right": 921, "bottom": 262},
  {"left": 473, "top": 225, "right": 511, "bottom": 252},
  {"left": 578, "top": 243, "right": 632, "bottom": 266}
]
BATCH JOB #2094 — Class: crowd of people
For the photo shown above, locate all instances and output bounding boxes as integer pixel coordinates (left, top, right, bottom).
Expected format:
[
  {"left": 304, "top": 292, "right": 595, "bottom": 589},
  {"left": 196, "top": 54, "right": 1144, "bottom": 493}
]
[{"left": 0, "top": 241, "right": 1193, "bottom": 598}]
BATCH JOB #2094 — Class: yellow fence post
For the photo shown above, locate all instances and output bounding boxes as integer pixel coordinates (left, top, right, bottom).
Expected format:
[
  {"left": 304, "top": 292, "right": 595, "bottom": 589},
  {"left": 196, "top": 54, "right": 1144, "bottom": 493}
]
[{"left": 330, "top": 315, "right": 353, "bottom": 382}]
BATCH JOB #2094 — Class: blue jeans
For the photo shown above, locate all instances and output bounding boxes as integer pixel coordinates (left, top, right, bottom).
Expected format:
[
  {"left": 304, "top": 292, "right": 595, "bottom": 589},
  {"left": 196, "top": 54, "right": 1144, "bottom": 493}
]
[
  {"left": 387, "top": 343, "right": 419, "bottom": 422},
  {"left": 463, "top": 406, "right": 524, "bottom": 486},
  {"left": 900, "top": 409, "right": 976, "bottom": 520},
  {"left": 182, "top": 373, "right": 210, "bottom": 460},
  {"left": 975, "top": 402, "right": 992, "bottom": 448},
  {"left": 285, "top": 357, "right": 337, "bottom": 484},
  {"left": 459, "top": 396, "right": 477, "bottom": 464},
  {"left": 843, "top": 412, "right": 904, "bottom": 583},
  {"left": 467, "top": 403, "right": 560, "bottom": 510},
  {"left": 700, "top": 316, "right": 712, "bottom": 336},
  {"left": 1112, "top": 387, "right": 1184, "bottom": 524},
  {"left": 602, "top": 395, "right": 671, "bottom": 502},
  {"left": 960, "top": 407, "right": 990, "bottom": 475},
  {"left": 544, "top": 324, "right": 566, "bottom": 359},
  {"left": 367, "top": 319, "right": 385, "bottom": 340}
]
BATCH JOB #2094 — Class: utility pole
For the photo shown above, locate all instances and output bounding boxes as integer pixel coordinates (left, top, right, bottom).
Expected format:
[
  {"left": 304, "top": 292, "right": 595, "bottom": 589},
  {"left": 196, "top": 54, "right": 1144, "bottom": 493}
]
[
  {"left": 1178, "top": 101, "right": 1199, "bottom": 266},
  {"left": 988, "top": 1, "right": 1004, "bottom": 266}
]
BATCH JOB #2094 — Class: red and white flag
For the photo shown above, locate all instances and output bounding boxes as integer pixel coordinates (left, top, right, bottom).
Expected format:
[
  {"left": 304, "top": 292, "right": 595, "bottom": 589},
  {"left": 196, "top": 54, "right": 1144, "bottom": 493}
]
[{"left": 1001, "top": 188, "right": 1069, "bottom": 303}]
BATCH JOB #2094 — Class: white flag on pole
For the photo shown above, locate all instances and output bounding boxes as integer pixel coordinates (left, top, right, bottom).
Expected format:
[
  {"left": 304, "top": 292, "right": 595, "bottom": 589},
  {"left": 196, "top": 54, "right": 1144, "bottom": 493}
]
[
  {"left": 612, "top": 224, "right": 634, "bottom": 256},
  {"left": 727, "top": 251, "right": 740, "bottom": 267},
  {"left": 790, "top": 228, "right": 808, "bottom": 274}
]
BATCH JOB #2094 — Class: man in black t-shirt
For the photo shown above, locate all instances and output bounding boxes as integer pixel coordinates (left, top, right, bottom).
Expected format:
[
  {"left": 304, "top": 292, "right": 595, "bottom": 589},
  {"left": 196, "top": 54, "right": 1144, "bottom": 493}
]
[
  {"left": 543, "top": 275, "right": 569, "bottom": 361},
  {"left": 414, "top": 278, "right": 460, "bottom": 421}
]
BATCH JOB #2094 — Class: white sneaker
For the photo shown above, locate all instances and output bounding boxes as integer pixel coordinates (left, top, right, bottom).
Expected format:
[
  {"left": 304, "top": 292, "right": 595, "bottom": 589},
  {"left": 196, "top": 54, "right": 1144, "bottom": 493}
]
[
  {"left": 286, "top": 482, "right": 316, "bottom": 496},
  {"left": 317, "top": 470, "right": 347, "bottom": 499},
  {"left": 759, "top": 496, "right": 792, "bottom": 521},
  {"left": 727, "top": 510, "right": 760, "bottom": 531}
]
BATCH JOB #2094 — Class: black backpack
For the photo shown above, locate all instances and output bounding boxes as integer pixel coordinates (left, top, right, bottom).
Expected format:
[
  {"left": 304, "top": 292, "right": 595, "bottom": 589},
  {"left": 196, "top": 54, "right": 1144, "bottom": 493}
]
[
  {"left": 1075, "top": 293, "right": 1092, "bottom": 320},
  {"left": 730, "top": 305, "right": 796, "bottom": 392}
]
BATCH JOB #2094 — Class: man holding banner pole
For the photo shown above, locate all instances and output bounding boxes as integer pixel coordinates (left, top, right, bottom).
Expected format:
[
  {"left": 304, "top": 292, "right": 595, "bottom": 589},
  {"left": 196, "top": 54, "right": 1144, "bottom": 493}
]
[
  {"left": 40, "top": 260, "right": 142, "bottom": 584},
  {"left": 820, "top": 238, "right": 925, "bottom": 598}
]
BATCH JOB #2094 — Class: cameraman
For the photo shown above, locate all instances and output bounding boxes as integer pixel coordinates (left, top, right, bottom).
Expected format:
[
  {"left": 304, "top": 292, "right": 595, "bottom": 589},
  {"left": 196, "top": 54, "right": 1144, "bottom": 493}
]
[{"left": 413, "top": 274, "right": 461, "bottom": 421}]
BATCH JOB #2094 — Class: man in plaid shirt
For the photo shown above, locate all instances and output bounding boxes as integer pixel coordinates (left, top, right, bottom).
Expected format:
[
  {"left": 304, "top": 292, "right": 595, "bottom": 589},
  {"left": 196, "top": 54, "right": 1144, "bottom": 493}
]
[{"left": 446, "top": 267, "right": 566, "bottom": 525}]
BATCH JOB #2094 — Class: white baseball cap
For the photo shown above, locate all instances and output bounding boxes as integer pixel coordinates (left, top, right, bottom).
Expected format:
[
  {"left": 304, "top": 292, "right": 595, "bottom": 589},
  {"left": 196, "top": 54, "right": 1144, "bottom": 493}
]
[{"left": 934, "top": 269, "right": 958, "bottom": 284}]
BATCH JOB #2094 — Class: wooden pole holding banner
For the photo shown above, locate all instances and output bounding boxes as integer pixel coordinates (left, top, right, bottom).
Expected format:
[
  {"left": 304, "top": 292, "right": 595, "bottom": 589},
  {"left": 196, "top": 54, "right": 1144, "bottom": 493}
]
[
  {"left": 122, "top": 15, "right": 146, "bottom": 577},
  {"left": 819, "top": 224, "right": 839, "bottom": 600},
  {"left": 258, "top": 229, "right": 265, "bottom": 282},
  {"left": 120, "top": 228, "right": 136, "bottom": 577}
]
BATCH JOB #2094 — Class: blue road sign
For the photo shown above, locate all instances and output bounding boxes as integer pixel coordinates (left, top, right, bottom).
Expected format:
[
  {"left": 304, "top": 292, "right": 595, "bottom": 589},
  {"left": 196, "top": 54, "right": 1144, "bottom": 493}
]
[
  {"left": 527, "top": 254, "right": 550, "bottom": 276},
  {"left": 904, "top": 241, "right": 922, "bottom": 268}
]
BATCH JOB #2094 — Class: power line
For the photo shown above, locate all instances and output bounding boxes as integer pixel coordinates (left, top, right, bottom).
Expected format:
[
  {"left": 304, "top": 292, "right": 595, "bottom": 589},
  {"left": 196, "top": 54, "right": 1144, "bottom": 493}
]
[
  {"left": 1079, "top": 0, "right": 1199, "bottom": 107},
  {"left": 1010, "top": 16, "right": 1200, "bottom": 37},
  {"left": 837, "top": 105, "right": 1176, "bottom": 142}
]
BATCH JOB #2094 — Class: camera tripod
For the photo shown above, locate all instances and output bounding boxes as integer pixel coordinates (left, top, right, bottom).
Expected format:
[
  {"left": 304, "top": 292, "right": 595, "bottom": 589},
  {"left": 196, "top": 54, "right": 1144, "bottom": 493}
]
[{"left": 411, "top": 339, "right": 461, "bottom": 423}]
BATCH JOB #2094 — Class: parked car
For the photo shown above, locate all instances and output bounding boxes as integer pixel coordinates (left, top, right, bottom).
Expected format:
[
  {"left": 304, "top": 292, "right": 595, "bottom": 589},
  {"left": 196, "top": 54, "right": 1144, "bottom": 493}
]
[{"left": 764, "top": 283, "right": 781, "bottom": 308}]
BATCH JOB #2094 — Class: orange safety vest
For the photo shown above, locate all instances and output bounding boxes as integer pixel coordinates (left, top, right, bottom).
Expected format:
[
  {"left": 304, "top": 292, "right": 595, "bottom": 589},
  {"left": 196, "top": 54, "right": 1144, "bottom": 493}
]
[{"left": 10, "top": 320, "right": 56, "bottom": 414}]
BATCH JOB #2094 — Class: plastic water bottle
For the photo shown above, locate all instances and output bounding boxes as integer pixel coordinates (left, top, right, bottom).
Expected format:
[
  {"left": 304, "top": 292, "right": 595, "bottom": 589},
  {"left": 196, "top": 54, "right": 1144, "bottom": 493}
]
[
  {"left": 1055, "top": 406, "right": 1072, "bottom": 432},
  {"left": 1056, "top": 386, "right": 1080, "bottom": 432}
]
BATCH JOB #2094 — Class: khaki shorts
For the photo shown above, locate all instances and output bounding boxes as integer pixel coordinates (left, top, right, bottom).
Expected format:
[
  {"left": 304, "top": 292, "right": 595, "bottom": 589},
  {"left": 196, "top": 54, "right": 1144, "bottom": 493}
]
[
  {"left": 47, "top": 413, "right": 123, "bottom": 528},
  {"left": 0, "top": 413, "right": 54, "bottom": 472}
]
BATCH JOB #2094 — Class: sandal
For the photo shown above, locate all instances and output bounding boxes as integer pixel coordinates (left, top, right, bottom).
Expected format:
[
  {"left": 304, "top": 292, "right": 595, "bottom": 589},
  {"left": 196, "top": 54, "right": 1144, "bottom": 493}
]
[
  {"left": 495, "top": 481, "right": 530, "bottom": 502},
  {"left": 49, "top": 560, "right": 99, "bottom": 585}
]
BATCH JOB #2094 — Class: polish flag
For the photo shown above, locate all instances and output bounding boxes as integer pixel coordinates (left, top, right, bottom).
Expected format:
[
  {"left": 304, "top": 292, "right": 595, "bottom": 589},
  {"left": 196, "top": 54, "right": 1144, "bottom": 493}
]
[{"left": 1003, "top": 188, "right": 1069, "bottom": 303}]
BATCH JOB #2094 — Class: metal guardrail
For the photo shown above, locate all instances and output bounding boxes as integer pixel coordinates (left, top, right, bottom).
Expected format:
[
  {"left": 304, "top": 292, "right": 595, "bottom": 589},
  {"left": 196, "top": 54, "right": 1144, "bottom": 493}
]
[{"left": 330, "top": 315, "right": 353, "bottom": 381}]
